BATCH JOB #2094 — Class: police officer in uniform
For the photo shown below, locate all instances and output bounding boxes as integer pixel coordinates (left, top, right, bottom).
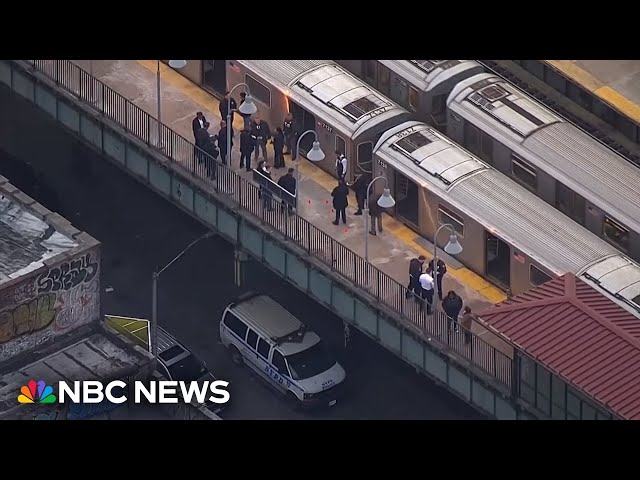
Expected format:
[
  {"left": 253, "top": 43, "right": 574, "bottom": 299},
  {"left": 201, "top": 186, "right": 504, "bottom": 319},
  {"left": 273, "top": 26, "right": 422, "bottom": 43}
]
[{"left": 239, "top": 129, "right": 255, "bottom": 171}]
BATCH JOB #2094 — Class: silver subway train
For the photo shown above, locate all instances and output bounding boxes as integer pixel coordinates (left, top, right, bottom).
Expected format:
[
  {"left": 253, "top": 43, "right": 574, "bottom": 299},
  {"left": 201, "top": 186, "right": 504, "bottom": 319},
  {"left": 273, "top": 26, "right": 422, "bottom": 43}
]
[
  {"left": 224, "top": 60, "right": 410, "bottom": 181},
  {"left": 336, "top": 60, "right": 640, "bottom": 262},
  {"left": 371, "top": 121, "right": 640, "bottom": 317},
  {"left": 196, "top": 60, "right": 640, "bottom": 317}
]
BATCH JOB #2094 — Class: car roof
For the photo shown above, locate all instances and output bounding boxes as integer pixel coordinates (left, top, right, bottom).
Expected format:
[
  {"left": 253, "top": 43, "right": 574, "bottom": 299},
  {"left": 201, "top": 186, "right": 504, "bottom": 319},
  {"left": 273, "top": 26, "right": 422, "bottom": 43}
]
[{"left": 156, "top": 327, "right": 191, "bottom": 367}]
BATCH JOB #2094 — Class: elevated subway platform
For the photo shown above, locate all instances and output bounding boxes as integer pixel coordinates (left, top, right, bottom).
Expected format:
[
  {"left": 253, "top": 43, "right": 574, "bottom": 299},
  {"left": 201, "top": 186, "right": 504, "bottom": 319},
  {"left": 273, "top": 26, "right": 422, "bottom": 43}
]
[{"left": 5, "top": 61, "right": 528, "bottom": 418}]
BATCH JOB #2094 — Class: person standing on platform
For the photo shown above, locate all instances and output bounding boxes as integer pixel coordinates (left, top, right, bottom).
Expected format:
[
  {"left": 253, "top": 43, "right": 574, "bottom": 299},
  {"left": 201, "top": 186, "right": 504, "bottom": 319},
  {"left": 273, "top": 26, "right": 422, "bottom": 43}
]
[
  {"left": 430, "top": 258, "right": 448, "bottom": 301},
  {"left": 217, "top": 120, "right": 234, "bottom": 166},
  {"left": 202, "top": 137, "right": 219, "bottom": 179},
  {"left": 442, "top": 290, "right": 464, "bottom": 336},
  {"left": 368, "top": 193, "right": 384, "bottom": 236},
  {"left": 419, "top": 267, "right": 434, "bottom": 314},
  {"left": 258, "top": 162, "right": 273, "bottom": 210},
  {"left": 335, "top": 150, "right": 348, "bottom": 181},
  {"left": 348, "top": 173, "right": 369, "bottom": 216},
  {"left": 239, "top": 129, "right": 255, "bottom": 171},
  {"left": 331, "top": 179, "right": 349, "bottom": 225},
  {"left": 192, "top": 111, "right": 207, "bottom": 142},
  {"left": 251, "top": 114, "right": 271, "bottom": 163},
  {"left": 239, "top": 92, "right": 252, "bottom": 131},
  {"left": 219, "top": 92, "right": 237, "bottom": 129},
  {"left": 272, "top": 127, "right": 285, "bottom": 169},
  {"left": 194, "top": 121, "right": 212, "bottom": 166},
  {"left": 460, "top": 306, "right": 474, "bottom": 345},
  {"left": 277, "top": 167, "right": 296, "bottom": 215},
  {"left": 406, "top": 255, "right": 426, "bottom": 299},
  {"left": 283, "top": 112, "right": 299, "bottom": 156}
]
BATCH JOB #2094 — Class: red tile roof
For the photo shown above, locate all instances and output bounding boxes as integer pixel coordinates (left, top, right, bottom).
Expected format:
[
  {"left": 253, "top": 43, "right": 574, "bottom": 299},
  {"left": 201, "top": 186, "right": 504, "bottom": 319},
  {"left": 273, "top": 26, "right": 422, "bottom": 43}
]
[{"left": 477, "top": 274, "right": 640, "bottom": 420}]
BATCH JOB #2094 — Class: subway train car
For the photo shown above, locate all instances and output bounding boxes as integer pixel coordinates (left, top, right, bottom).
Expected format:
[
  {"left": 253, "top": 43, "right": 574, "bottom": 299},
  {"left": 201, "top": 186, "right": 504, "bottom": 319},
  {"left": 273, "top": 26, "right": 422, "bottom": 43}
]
[
  {"left": 225, "top": 60, "right": 410, "bottom": 180},
  {"left": 446, "top": 73, "right": 640, "bottom": 262},
  {"left": 371, "top": 120, "right": 629, "bottom": 297},
  {"left": 336, "top": 60, "right": 482, "bottom": 129}
]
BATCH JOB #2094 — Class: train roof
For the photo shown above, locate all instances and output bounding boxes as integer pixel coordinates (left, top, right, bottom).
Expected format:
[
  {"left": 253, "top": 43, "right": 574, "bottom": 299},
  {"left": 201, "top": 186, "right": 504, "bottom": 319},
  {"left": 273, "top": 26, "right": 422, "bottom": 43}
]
[
  {"left": 579, "top": 254, "right": 640, "bottom": 318},
  {"left": 448, "top": 73, "right": 640, "bottom": 232},
  {"left": 381, "top": 60, "right": 483, "bottom": 92},
  {"left": 375, "top": 121, "right": 620, "bottom": 275},
  {"left": 236, "top": 60, "right": 408, "bottom": 139}
]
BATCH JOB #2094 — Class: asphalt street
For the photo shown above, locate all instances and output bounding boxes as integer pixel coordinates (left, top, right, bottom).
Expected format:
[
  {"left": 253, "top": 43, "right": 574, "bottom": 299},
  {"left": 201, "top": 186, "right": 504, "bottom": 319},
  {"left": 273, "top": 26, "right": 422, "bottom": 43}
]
[{"left": 0, "top": 139, "right": 484, "bottom": 420}]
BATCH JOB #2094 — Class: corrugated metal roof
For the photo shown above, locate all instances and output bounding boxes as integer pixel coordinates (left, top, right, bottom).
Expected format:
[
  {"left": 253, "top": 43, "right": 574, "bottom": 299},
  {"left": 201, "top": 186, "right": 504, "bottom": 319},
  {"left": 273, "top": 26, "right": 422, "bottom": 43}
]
[
  {"left": 524, "top": 122, "right": 640, "bottom": 232},
  {"left": 450, "top": 170, "right": 618, "bottom": 273},
  {"left": 237, "top": 60, "right": 330, "bottom": 88},
  {"left": 478, "top": 274, "right": 640, "bottom": 420}
]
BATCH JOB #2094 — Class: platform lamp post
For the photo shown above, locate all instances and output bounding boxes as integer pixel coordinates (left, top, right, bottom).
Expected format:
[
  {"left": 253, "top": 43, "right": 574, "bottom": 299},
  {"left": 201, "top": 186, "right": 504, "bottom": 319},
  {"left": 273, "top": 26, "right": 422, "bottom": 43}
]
[
  {"left": 293, "top": 130, "right": 325, "bottom": 210},
  {"left": 151, "top": 231, "right": 213, "bottom": 360},
  {"left": 226, "top": 83, "right": 257, "bottom": 166},
  {"left": 364, "top": 176, "right": 395, "bottom": 262},
  {"left": 156, "top": 60, "right": 187, "bottom": 149},
  {"left": 432, "top": 224, "right": 463, "bottom": 317}
]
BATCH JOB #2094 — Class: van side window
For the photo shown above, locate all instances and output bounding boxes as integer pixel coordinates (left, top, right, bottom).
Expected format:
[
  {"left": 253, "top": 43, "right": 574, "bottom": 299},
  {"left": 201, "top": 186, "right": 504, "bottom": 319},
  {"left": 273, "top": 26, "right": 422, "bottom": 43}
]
[
  {"left": 223, "top": 311, "right": 248, "bottom": 340},
  {"left": 257, "top": 338, "right": 270, "bottom": 360},
  {"left": 272, "top": 350, "right": 289, "bottom": 376},
  {"left": 246, "top": 329, "right": 258, "bottom": 350}
]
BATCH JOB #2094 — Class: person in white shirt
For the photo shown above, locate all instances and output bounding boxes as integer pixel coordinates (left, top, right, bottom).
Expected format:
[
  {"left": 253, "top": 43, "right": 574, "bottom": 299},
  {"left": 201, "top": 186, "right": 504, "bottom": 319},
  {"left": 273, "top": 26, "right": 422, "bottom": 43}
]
[
  {"left": 419, "top": 267, "right": 434, "bottom": 315},
  {"left": 335, "top": 150, "right": 348, "bottom": 181}
]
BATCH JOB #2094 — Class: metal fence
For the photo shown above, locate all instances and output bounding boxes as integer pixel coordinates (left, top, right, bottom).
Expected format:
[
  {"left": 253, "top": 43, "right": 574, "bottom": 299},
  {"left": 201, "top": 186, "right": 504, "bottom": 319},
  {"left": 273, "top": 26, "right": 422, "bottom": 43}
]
[{"left": 22, "top": 59, "right": 514, "bottom": 388}]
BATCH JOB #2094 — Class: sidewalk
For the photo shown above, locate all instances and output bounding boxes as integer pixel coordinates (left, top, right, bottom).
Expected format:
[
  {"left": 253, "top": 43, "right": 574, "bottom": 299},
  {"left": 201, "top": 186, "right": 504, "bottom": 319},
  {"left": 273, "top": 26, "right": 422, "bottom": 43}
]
[{"left": 70, "top": 60, "right": 513, "bottom": 361}]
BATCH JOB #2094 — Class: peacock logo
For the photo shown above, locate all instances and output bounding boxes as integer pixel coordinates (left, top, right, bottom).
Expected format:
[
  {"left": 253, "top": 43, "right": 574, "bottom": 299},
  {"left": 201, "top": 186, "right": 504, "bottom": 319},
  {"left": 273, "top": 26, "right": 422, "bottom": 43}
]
[{"left": 18, "top": 380, "right": 57, "bottom": 404}]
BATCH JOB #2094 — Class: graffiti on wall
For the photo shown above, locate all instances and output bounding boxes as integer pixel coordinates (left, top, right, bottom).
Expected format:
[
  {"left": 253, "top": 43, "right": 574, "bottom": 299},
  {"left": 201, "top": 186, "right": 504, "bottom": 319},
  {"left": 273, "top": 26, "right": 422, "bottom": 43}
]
[{"left": 0, "top": 248, "right": 100, "bottom": 360}]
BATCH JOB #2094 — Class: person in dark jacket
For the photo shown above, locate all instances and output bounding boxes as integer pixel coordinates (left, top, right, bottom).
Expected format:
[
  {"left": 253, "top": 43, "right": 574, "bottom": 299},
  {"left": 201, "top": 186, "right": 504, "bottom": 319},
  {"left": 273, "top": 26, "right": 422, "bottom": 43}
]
[
  {"left": 429, "top": 258, "right": 448, "bottom": 301},
  {"left": 251, "top": 114, "right": 271, "bottom": 162},
  {"left": 217, "top": 120, "right": 234, "bottom": 165},
  {"left": 406, "top": 255, "right": 426, "bottom": 299},
  {"left": 331, "top": 179, "right": 349, "bottom": 225},
  {"left": 442, "top": 290, "right": 464, "bottom": 337},
  {"left": 239, "top": 92, "right": 252, "bottom": 131},
  {"left": 272, "top": 127, "right": 285, "bottom": 168},
  {"left": 277, "top": 167, "right": 296, "bottom": 215},
  {"left": 348, "top": 173, "right": 369, "bottom": 215},
  {"left": 239, "top": 129, "right": 255, "bottom": 171},
  {"left": 368, "top": 193, "right": 384, "bottom": 235},
  {"left": 259, "top": 162, "right": 273, "bottom": 210},
  {"left": 219, "top": 91, "right": 238, "bottom": 127},
  {"left": 202, "top": 137, "right": 219, "bottom": 179},
  {"left": 283, "top": 112, "right": 299, "bottom": 156},
  {"left": 192, "top": 111, "right": 207, "bottom": 142},
  {"left": 194, "top": 121, "right": 212, "bottom": 166}
]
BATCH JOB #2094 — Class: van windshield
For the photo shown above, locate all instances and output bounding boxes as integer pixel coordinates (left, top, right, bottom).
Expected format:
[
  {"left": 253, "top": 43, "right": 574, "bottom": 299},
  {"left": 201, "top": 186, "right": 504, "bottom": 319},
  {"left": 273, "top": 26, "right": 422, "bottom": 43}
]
[
  {"left": 167, "top": 355, "right": 207, "bottom": 382},
  {"left": 286, "top": 340, "right": 337, "bottom": 381}
]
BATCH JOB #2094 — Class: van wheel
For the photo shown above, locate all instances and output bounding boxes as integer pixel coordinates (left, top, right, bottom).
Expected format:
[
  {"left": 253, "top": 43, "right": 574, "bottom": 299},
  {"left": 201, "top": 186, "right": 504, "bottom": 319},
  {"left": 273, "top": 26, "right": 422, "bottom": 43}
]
[
  {"left": 229, "top": 346, "right": 243, "bottom": 366},
  {"left": 285, "top": 392, "right": 301, "bottom": 411}
]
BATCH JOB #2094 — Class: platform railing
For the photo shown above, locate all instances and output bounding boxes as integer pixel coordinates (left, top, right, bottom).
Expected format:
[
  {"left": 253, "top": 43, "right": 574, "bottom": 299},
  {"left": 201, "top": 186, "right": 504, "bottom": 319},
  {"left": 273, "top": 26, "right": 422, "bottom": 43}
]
[{"left": 22, "top": 59, "right": 513, "bottom": 388}]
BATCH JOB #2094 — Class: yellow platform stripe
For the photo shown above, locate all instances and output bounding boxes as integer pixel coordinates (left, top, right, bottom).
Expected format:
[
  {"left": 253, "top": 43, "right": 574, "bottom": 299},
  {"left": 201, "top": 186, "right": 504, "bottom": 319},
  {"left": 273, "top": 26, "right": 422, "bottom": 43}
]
[
  {"left": 544, "top": 60, "right": 640, "bottom": 124},
  {"left": 135, "top": 60, "right": 507, "bottom": 304}
]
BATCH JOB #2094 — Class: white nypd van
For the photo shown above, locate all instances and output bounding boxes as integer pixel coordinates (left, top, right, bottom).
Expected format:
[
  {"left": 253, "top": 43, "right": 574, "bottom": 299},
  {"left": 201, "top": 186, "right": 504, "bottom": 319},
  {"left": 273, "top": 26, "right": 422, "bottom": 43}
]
[{"left": 219, "top": 293, "right": 346, "bottom": 409}]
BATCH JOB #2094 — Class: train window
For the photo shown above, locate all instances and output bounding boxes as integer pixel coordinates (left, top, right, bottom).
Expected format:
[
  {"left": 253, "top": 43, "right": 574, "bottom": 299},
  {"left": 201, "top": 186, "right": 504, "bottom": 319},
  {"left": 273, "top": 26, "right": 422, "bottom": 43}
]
[
  {"left": 335, "top": 135, "right": 346, "bottom": 157},
  {"left": 357, "top": 142, "right": 373, "bottom": 175},
  {"left": 543, "top": 66, "right": 567, "bottom": 94},
  {"left": 555, "top": 182, "right": 585, "bottom": 225},
  {"left": 522, "top": 60, "right": 544, "bottom": 80},
  {"left": 378, "top": 64, "right": 391, "bottom": 96},
  {"left": 603, "top": 216, "right": 630, "bottom": 251},
  {"left": 511, "top": 154, "right": 537, "bottom": 191},
  {"left": 530, "top": 265, "right": 552, "bottom": 287},
  {"left": 437, "top": 205, "right": 464, "bottom": 237},
  {"left": 480, "top": 131, "right": 493, "bottom": 165},
  {"left": 464, "top": 122, "right": 481, "bottom": 157},
  {"left": 432, "top": 94, "right": 447, "bottom": 116},
  {"left": 408, "top": 86, "right": 419, "bottom": 111},
  {"left": 363, "top": 60, "right": 377, "bottom": 84},
  {"left": 245, "top": 74, "right": 271, "bottom": 108}
]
